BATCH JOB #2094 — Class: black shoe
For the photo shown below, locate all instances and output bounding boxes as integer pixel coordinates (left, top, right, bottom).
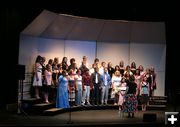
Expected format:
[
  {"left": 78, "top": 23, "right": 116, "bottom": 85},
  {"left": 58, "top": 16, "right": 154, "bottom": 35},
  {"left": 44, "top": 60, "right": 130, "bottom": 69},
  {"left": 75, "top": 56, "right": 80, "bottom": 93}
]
[
  {"left": 132, "top": 113, "right": 134, "bottom": 118},
  {"left": 128, "top": 113, "right": 130, "bottom": 118}
]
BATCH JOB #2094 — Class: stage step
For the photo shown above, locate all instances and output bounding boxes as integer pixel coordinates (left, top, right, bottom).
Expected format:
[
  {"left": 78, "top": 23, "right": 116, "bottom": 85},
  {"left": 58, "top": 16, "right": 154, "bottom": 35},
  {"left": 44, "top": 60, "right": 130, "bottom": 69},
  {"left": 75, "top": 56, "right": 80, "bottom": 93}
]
[
  {"left": 149, "top": 100, "right": 167, "bottom": 105},
  {"left": 149, "top": 96, "right": 167, "bottom": 100},
  {"left": 21, "top": 98, "right": 41, "bottom": 104},
  {"left": 21, "top": 98, "right": 42, "bottom": 113},
  {"left": 43, "top": 108, "right": 64, "bottom": 116},
  {"left": 32, "top": 102, "right": 55, "bottom": 114},
  {"left": 43, "top": 104, "right": 167, "bottom": 116},
  {"left": 22, "top": 96, "right": 167, "bottom": 115}
]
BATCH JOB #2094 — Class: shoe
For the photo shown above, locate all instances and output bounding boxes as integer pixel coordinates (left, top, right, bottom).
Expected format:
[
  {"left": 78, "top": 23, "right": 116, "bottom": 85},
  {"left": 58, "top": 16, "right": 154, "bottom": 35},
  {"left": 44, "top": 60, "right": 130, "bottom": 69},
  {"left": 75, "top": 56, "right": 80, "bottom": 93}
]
[
  {"left": 114, "top": 103, "right": 117, "bottom": 105},
  {"left": 45, "top": 101, "right": 49, "bottom": 103},
  {"left": 87, "top": 103, "right": 91, "bottom": 106},
  {"left": 36, "top": 96, "right": 41, "bottom": 99},
  {"left": 132, "top": 113, "right": 134, "bottom": 118}
]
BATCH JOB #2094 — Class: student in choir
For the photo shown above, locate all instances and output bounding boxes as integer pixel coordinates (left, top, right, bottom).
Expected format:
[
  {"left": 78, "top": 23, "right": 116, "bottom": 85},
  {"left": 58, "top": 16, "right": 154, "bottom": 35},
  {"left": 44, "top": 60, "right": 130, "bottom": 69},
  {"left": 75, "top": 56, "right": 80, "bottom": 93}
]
[
  {"left": 130, "top": 61, "right": 137, "bottom": 75},
  {"left": 89, "top": 63, "right": 96, "bottom": 75},
  {"left": 99, "top": 61, "right": 106, "bottom": 75},
  {"left": 107, "top": 62, "right": 115, "bottom": 100},
  {"left": 61, "top": 57, "right": 68, "bottom": 71},
  {"left": 74, "top": 69, "right": 83, "bottom": 106},
  {"left": 111, "top": 71, "right": 122, "bottom": 105},
  {"left": 51, "top": 57, "right": 59, "bottom": 102},
  {"left": 150, "top": 66, "right": 157, "bottom": 96},
  {"left": 123, "top": 75, "right": 138, "bottom": 118},
  {"left": 43, "top": 64, "right": 52, "bottom": 103},
  {"left": 93, "top": 58, "right": 101, "bottom": 69},
  {"left": 79, "top": 56, "right": 89, "bottom": 76},
  {"left": 41, "top": 56, "right": 46, "bottom": 84},
  {"left": 32, "top": 55, "right": 43, "bottom": 99},
  {"left": 68, "top": 58, "right": 77, "bottom": 72},
  {"left": 107, "top": 62, "right": 115, "bottom": 78},
  {"left": 114, "top": 65, "right": 120, "bottom": 73},
  {"left": 124, "top": 65, "right": 133, "bottom": 77},
  {"left": 57, "top": 63, "right": 63, "bottom": 78},
  {"left": 79, "top": 56, "right": 89, "bottom": 68},
  {"left": 82, "top": 69, "right": 91, "bottom": 105},
  {"left": 46, "top": 59, "right": 53, "bottom": 102},
  {"left": 140, "top": 76, "right": 150, "bottom": 111},
  {"left": 52, "top": 57, "right": 59, "bottom": 87},
  {"left": 56, "top": 70, "right": 70, "bottom": 108},
  {"left": 145, "top": 68, "right": 152, "bottom": 97},
  {"left": 119, "top": 60, "right": 125, "bottom": 77},
  {"left": 101, "top": 67, "right": 111, "bottom": 105},
  {"left": 135, "top": 69, "right": 141, "bottom": 97},
  {"left": 118, "top": 77, "right": 128, "bottom": 118},
  {"left": 47, "top": 59, "right": 53, "bottom": 72},
  {"left": 91, "top": 67, "right": 101, "bottom": 105},
  {"left": 138, "top": 65, "right": 145, "bottom": 81},
  {"left": 68, "top": 69, "right": 76, "bottom": 105}
]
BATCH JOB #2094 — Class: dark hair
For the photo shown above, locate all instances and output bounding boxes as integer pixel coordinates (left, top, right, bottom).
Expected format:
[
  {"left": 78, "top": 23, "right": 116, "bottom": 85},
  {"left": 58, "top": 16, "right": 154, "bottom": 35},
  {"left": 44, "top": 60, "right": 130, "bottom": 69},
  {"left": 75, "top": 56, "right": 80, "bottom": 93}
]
[
  {"left": 35, "top": 55, "right": 42, "bottom": 63},
  {"left": 48, "top": 59, "right": 53, "bottom": 65},
  {"left": 62, "top": 70, "right": 67, "bottom": 76},
  {"left": 131, "top": 62, "right": 136, "bottom": 69},
  {"left": 129, "top": 75, "right": 135, "bottom": 82},
  {"left": 94, "top": 58, "right": 99, "bottom": 63},
  {"left": 62, "top": 57, "right": 67, "bottom": 63},
  {"left": 70, "top": 58, "right": 75, "bottom": 64}
]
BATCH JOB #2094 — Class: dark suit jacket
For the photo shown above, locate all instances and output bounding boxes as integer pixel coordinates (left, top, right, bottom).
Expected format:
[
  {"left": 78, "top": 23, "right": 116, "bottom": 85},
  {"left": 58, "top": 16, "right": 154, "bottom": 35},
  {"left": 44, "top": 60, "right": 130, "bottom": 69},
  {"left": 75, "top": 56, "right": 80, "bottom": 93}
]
[{"left": 91, "top": 72, "right": 101, "bottom": 86}]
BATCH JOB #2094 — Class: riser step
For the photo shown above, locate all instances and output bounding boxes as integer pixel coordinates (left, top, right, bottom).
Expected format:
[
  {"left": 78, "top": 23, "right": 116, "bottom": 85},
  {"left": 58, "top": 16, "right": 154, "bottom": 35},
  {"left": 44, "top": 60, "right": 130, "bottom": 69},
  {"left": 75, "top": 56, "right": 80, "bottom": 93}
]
[{"left": 43, "top": 105, "right": 167, "bottom": 116}]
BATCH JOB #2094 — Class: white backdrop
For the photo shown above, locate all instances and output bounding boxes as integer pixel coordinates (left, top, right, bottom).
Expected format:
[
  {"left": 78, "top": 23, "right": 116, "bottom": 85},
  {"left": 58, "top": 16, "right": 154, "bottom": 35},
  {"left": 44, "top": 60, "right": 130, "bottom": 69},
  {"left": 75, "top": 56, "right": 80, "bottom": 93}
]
[
  {"left": 96, "top": 41, "right": 129, "bottom": 67},
  {"left": 64, "top": 40, "right": 96, "bottom": 68},
  {"left": 129, "top": 43, "right": 166, "bottom": 96}
]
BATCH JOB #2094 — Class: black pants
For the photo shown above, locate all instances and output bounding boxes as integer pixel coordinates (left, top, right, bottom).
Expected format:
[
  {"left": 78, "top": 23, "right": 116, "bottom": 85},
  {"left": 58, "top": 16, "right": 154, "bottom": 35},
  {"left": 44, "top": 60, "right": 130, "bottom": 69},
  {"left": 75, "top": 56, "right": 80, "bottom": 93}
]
[{"left": 93, "top": 84, "right": 101, "bottom": 105}]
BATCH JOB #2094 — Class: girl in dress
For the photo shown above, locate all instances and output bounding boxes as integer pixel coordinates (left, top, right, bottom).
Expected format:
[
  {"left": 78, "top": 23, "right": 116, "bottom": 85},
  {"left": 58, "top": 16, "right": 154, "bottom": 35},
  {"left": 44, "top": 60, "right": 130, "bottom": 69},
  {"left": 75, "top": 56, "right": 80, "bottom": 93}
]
[
  {"left": 118, "top": 77, "right": 128, "bottom": 116},
  {"left": 74, "top": 69, "right": 83, "bottom": 106},
  {"left": 56, "top": 70, "right": 70, "bottom": 108},
  {"left": 130, "top": 62, "right": 137, "bottom": 75},
  {"left": 119, "top": 60, "right": 125, "bottom": 77},
  {"left": 140, "top": 76, "right": 149, "bottom": 111},
  {"left": 111, "top": 71, "right": 122, "bottom": 105},
  {"left": 32, "top": 55, "right": 43, "bottom": 99},
  {"left": 43, "top": 64, "right": 52, "bottom": 103},
  {"left": 68, "top": 69, "right": 76, "bottom": 105},
  {"left": 150, "top": 66, "right": 157, "bottom": 96},
  {"left": 123, "top": 75, "right": 138, "bottom": 118}
]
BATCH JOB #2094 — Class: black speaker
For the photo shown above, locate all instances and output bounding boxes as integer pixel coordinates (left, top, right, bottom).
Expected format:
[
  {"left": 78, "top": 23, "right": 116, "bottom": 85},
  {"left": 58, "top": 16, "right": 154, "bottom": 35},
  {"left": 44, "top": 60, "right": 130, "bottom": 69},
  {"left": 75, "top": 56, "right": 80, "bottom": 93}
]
[
  {"left": 17, "top": 65, "right": 25, "bottom": 80},
  {"left": 143, "top": 113, "right": 157, "bottom": 122}
]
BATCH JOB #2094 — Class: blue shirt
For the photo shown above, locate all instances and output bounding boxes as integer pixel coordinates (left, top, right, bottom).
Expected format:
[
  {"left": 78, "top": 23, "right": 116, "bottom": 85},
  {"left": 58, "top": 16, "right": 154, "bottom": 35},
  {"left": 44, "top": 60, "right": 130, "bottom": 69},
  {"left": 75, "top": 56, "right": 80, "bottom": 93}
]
[{"left": 101, "top": 72, "right": 111, "bottom": 86}]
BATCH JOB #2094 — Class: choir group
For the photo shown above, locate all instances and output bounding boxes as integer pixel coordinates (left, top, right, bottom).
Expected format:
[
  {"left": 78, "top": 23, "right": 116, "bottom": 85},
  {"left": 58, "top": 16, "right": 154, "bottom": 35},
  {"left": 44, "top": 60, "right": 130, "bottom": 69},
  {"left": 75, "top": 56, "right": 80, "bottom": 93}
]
[{"left": 32, "top": 55, "right": 157, "bottom": 118}]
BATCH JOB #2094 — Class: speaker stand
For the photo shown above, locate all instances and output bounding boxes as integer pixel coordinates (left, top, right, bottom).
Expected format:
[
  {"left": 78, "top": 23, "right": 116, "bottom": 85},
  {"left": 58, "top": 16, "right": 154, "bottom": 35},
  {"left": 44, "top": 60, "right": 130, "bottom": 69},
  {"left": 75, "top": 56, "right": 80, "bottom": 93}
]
[{"left": 17, "top": 80, "right": 29, "bottom": 118}]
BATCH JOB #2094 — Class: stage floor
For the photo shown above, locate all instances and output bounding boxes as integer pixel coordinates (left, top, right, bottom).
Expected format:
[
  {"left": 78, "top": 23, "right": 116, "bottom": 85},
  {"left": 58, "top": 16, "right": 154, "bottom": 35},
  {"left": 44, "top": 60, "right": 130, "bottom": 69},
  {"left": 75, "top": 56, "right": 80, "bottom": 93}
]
[{"left": 0, "top": 109, "right": 165, "bottom": 126}]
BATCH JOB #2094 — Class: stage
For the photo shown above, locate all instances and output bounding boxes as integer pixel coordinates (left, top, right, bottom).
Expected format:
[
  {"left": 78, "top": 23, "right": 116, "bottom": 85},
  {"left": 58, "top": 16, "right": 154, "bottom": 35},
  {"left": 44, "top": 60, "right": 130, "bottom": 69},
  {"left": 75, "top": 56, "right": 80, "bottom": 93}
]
[
  {"left": 0, "top": 95, "right": 172, "bottom": 126},
  {"left": 0, "top": 108, "right": 165, "bottom": 126}
]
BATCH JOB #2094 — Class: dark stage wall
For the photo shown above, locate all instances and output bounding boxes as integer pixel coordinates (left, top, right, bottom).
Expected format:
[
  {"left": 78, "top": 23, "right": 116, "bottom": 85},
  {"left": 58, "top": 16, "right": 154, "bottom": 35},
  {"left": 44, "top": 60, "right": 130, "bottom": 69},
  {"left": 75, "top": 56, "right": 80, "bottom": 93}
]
[{"left": 1, "top": 6, "right": 179, "bottom": 108}]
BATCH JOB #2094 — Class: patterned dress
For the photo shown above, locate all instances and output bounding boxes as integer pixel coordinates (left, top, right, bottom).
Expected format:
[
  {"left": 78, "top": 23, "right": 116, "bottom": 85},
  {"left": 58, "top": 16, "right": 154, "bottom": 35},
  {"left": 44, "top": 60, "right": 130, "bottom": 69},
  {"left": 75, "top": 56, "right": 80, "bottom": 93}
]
[
  {"left": 123, "top": 81, "right": 138, "bottom": 113},
  {"left": 118, "top": 82, "right": 128, "bottom": 106},
  {"left": 69, "top": 76, "right": 75, "bottom": 102}
]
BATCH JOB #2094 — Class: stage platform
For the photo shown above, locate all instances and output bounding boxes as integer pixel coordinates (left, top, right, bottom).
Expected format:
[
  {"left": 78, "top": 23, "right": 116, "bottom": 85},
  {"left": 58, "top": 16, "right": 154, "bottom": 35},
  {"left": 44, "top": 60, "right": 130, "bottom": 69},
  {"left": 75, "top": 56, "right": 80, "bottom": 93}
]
[
  {"left": 1, "top": 97, "right": 179, "bottom": 126},
  {"left": 21, "top": 96, "right": 168, "bottom": 116},
  {"left": 0, "top": 108, "right": 165, "bottom": 126}
]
